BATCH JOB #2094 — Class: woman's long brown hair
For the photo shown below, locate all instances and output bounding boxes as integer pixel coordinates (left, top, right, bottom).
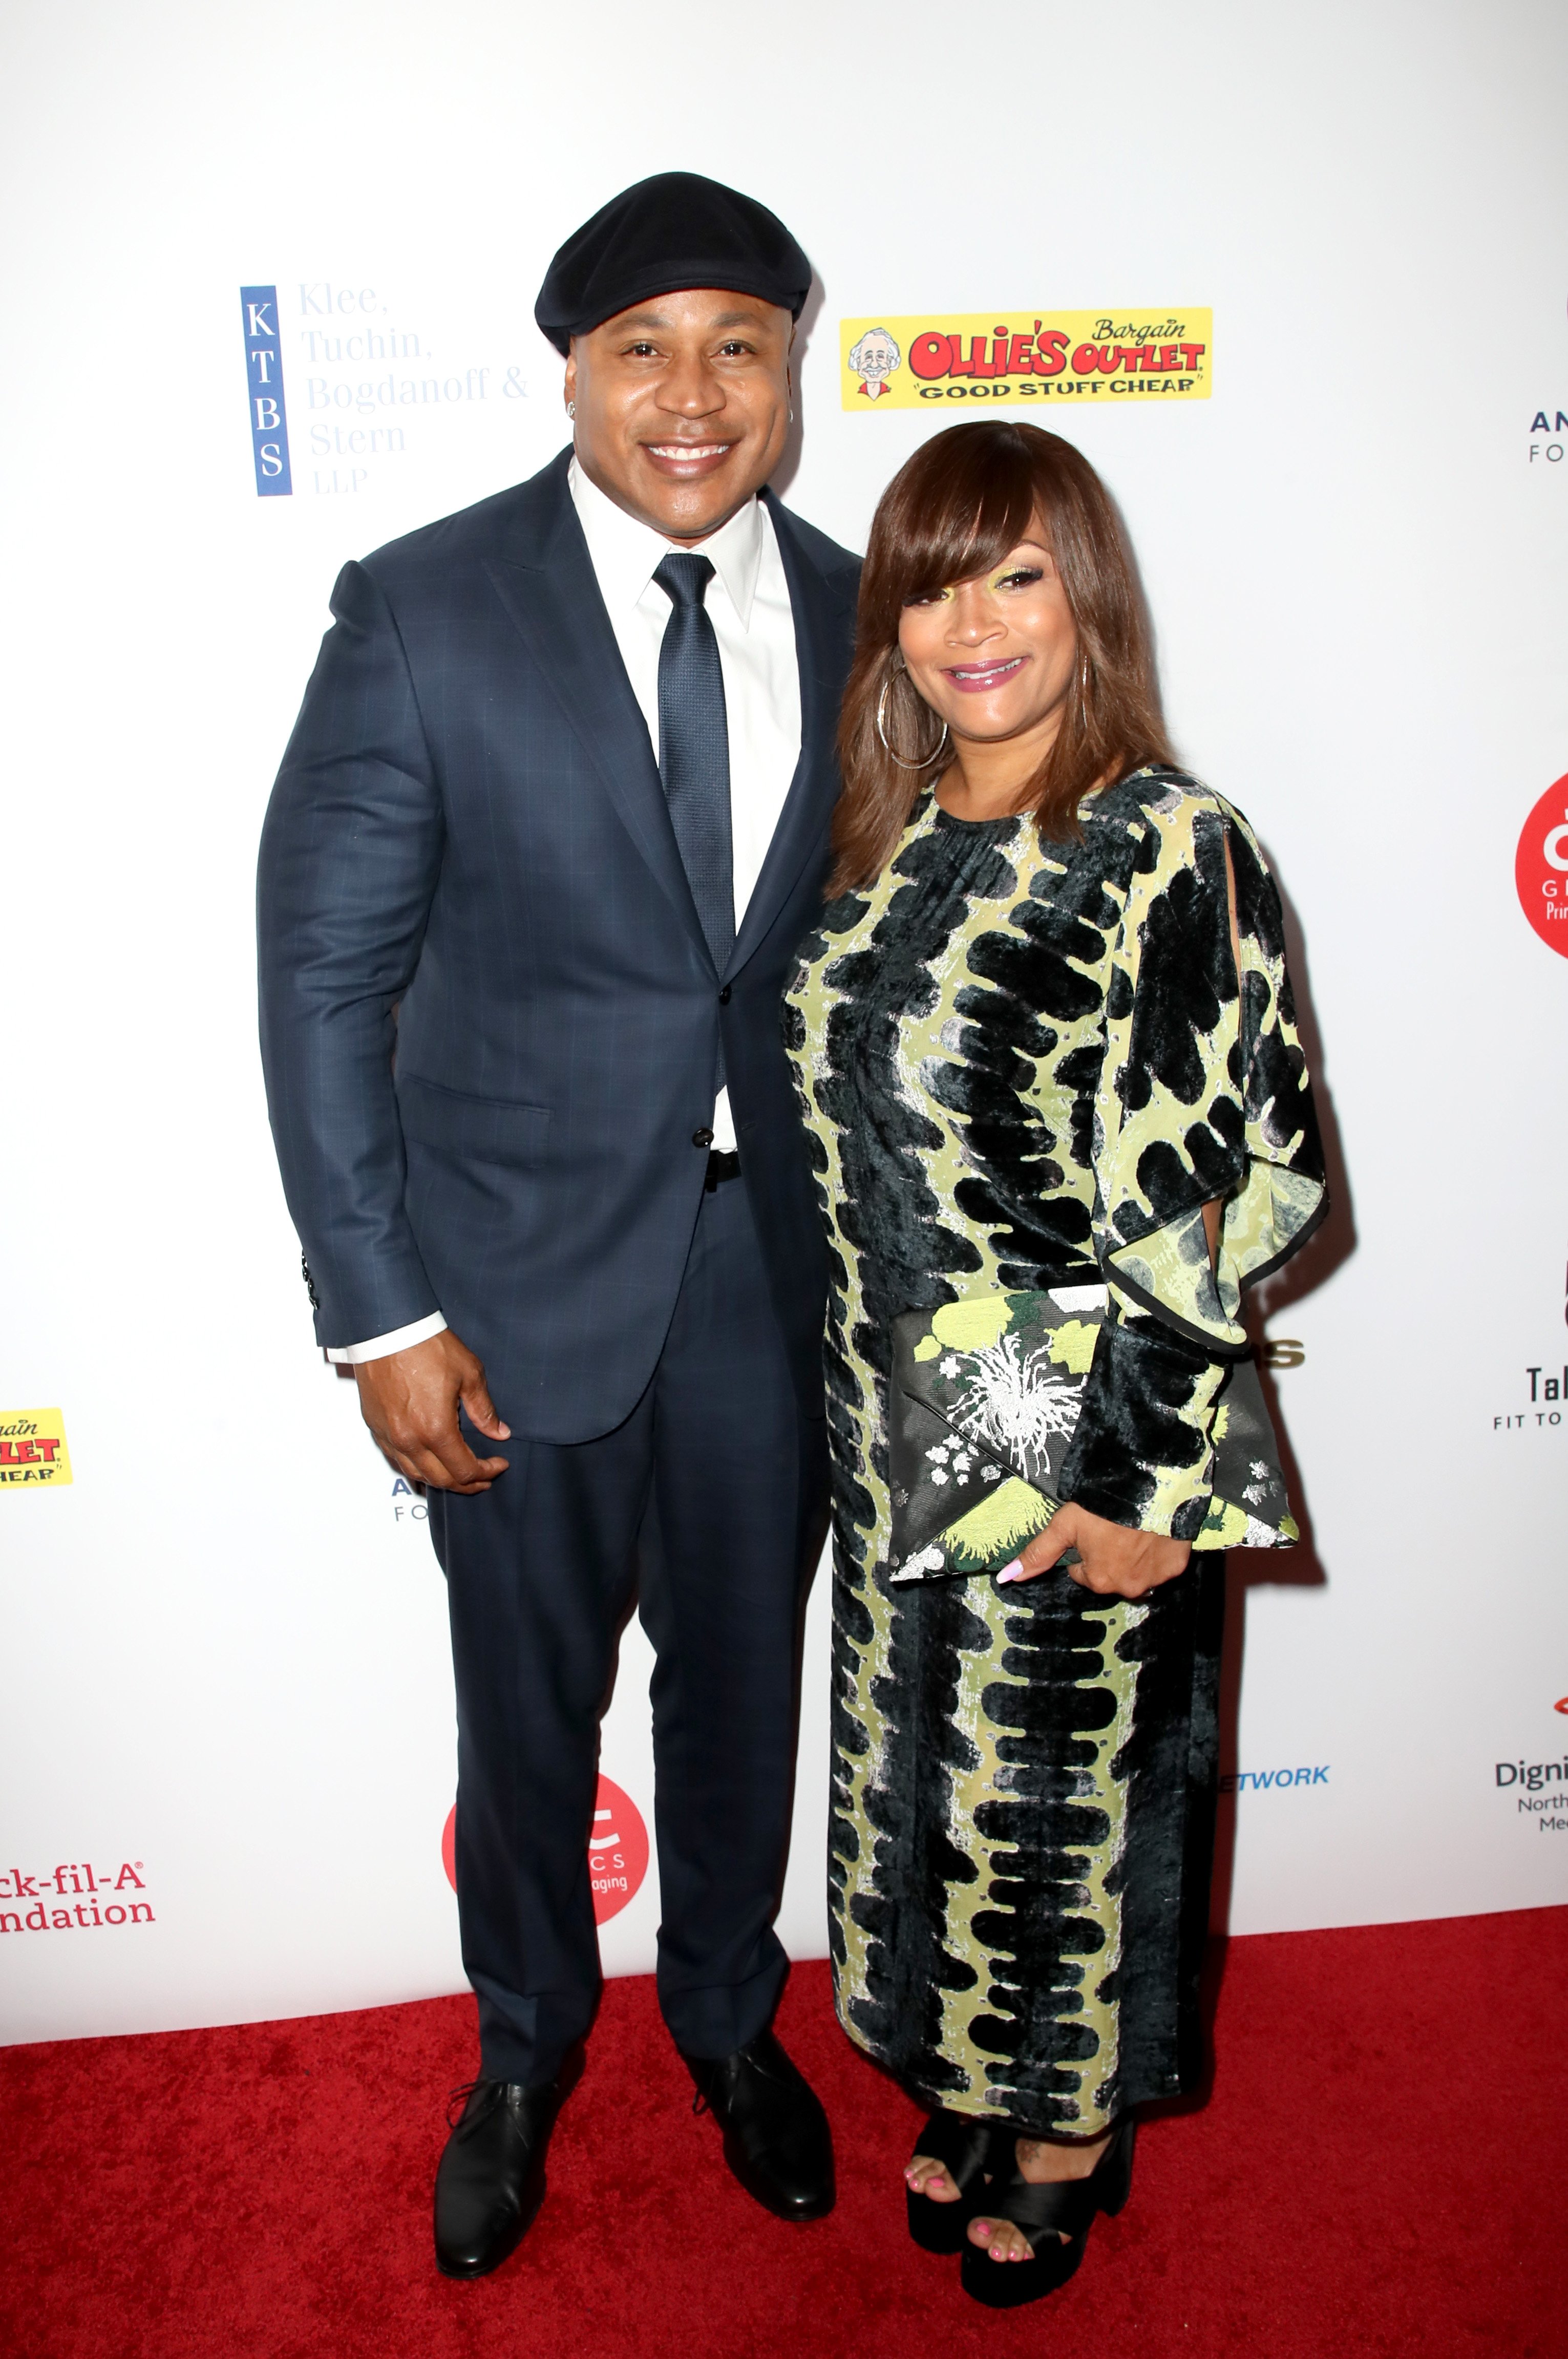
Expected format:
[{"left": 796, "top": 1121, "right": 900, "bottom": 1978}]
[{"left": 828, "top": 419, "right": 1174, "bottom": 895}]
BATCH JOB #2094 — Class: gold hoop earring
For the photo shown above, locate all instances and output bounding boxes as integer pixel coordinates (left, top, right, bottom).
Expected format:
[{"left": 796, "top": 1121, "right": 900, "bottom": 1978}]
[{"left": 876, "top": 672, "right": 949, "bottom": 772}]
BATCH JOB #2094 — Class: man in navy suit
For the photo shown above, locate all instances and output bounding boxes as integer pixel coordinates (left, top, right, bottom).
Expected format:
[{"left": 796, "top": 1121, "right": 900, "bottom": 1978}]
[{"left": 258, "top": 175, "right": 859, "bottom": 2276}]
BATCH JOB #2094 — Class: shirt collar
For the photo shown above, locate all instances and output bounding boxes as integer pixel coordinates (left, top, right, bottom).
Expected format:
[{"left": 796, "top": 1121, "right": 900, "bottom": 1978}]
[{"left": 568, "top": 453, "right": 765, "bottom": 629}]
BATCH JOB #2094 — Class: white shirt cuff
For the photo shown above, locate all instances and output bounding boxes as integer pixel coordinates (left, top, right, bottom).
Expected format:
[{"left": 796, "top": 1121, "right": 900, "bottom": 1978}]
[{"left": 326, "top": 1313, "right": 449, "bottom": 1366}]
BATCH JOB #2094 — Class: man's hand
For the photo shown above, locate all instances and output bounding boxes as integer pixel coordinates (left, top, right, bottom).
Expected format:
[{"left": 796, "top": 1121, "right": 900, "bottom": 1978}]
[
  {"left": 996, "top": 1501, "right": 1190, "bottom": 1601},
  {"left": 353, "top": 1330, "right": 511, "bottom": 1494}
]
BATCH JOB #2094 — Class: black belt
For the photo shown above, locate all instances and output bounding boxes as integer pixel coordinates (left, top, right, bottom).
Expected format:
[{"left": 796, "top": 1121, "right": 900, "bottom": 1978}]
[{"left": 704, "top": 1149, "right": 741, "bottom": 1192}]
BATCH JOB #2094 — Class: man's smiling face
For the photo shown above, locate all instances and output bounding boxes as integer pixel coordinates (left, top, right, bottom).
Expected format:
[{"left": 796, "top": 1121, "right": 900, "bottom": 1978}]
[{"left": 565, "top": 287, "right": 794, "bottom": 542}]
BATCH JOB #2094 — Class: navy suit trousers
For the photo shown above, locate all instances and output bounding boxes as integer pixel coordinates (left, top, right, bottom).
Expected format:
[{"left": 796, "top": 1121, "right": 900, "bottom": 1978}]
[{"left": 427, "top": 1176, "right": 828, "bottom": 2086}]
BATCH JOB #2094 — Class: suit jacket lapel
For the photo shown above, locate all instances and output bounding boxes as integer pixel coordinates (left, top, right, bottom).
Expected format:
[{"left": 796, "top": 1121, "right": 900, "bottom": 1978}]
[
  {"left": 482, "top": 454, "right": 713, "bottom": 969},
  {"left": 728, "top": 493, "right": 858, "bottom": 977}
]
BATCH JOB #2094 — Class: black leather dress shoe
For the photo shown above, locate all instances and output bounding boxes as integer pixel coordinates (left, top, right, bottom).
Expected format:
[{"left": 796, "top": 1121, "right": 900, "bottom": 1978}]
[
  {"left": 681, "top": 2030, "right": 835, "bottom": 2220},
  {"left": 434, "top": 2076, "right": 563, "bottom": 2279}
]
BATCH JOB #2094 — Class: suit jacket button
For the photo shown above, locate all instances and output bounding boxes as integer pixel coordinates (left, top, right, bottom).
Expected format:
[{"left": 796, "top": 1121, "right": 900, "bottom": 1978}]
[
  {"left": 692, "top": 1127, "right": 714, "bottom": 1149},
  {"left": 718, "top": 984, "right": 732, "bottom": 1004}
]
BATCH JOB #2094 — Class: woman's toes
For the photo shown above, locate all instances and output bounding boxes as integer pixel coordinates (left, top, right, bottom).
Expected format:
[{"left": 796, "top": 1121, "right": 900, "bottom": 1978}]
[{"left": 968, "top": 2218, "right": 1028, "bottom": 2262}]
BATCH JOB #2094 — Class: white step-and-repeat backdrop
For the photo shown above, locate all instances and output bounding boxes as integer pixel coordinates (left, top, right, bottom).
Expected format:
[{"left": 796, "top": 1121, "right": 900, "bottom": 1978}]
[{"left": 4, "top": 0, "right": 1566, "bottom": 2045}]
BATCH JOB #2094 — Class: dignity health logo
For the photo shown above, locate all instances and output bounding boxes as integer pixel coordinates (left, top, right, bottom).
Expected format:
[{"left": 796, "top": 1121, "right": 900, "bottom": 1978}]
[
  {"left": 840, "top": 309, "right": 1211, "bottom": 411},
  {"left": 1496, "top": 1754, "right": 1567, "bottom": 1793}
]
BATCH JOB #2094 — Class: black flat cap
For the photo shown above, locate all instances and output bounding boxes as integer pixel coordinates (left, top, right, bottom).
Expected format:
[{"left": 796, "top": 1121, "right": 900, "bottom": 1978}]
[{"left": 535, "top": 171, "right": 811, "bottom": 354}]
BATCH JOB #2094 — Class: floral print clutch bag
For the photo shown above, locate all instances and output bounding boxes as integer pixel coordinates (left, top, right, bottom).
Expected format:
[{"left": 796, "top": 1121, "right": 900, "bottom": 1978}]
[{"left": 887, "top": 1286, "right": 1297, "bottom": 1582}]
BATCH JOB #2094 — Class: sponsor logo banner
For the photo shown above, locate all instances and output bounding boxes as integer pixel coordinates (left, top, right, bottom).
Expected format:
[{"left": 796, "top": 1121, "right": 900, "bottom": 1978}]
[
  {"left": 1516, "top": 774, "right": 1568, "bottom": 955},
  {"left": 240, "top": 286, "right": 292, "bottom": 496},
  {"left": 840, "top": 310, "right": 1212, "bottom": 410},
  {"left": 0, "top": 1408, "right": 71, "bottom": 1487},
  {"left": 1529, "top": 410, "right": 1567, "bottom": 464},
  {"left": 585, "top": 1775, "right": 650, "bottom": 1924},
  {"left": 1495, "top": 1756, "right": 1567, "bottom": 1792},
  {"left": 1494, "top": 1757, "right": 1568, "bottom": 1830},
  {"left": 1221, "top": 1763, "right": 1329, "bottom": 1794},
  {"left": 442, "top": 1774, "right": 650, "bottom": 1926},
  {"left": 390, "top": 1476, "right": 427, "bottom": 1524},
  {"left": 1495, "top": 1362, "right": 1568, "bottom": 1431},
  {"left": 281, "top": 277, "right": 531, "bottom": 499},
  {"left": 0, "top": 1859, "right": 151, "bottom": 1933}
]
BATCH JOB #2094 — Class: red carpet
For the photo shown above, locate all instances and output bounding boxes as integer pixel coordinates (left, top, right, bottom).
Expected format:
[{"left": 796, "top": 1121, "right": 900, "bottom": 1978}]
[{"left": 2, "top": 1909, "right": 1563, "bottom": 2359}]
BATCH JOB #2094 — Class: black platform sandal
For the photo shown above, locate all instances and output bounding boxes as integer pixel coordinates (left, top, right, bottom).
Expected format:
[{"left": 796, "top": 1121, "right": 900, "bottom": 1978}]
[
  {"left": 905, "top": 2109, "right": 998, "bottom": 2254},
  {"left": 959, "top": 2117, "right": 1135, "bottom": 2308}
]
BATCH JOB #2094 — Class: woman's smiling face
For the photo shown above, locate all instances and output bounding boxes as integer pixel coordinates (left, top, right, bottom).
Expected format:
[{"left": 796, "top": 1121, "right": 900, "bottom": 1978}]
[{"left": 897, "top": 529, "right": 1079, "bottom": 757}]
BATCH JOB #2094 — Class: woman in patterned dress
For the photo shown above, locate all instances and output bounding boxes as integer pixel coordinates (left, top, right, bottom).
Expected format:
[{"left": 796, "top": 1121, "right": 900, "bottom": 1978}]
[{"left": 784, "top": 421, "right": 1325, "bottom": 2306}]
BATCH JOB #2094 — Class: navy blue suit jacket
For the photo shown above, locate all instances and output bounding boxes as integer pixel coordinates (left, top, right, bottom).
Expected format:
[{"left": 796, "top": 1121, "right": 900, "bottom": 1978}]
[{"left": 257, "top": 448, "right": 861, "bottom": 1442}]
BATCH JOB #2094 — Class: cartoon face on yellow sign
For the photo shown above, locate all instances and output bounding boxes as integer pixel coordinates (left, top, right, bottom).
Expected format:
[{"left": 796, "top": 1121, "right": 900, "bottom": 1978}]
[
  {"left": 845, "top": 324, "right": 903, "bottom": 400},
  {"left": 840, "top": 310, "right": 1212, "bottom": 410},
  {"left": 0, "top": 1408, "right": 72, "bottom": 1487}
]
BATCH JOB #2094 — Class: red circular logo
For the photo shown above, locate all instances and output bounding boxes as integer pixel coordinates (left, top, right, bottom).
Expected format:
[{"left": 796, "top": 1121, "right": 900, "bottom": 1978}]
[
  {"left": 1554, "top": 1697, "right": 1568, "bottom": 1716},
  {"left": 441, "top": 1773, "right": 650, "bottom": 1925},
  {"left": 585, "top": 1774, "right": 650, "bottom": 1923},
  {"left": 1515, "top": 775, "right": 1568, "bottom": 955}
]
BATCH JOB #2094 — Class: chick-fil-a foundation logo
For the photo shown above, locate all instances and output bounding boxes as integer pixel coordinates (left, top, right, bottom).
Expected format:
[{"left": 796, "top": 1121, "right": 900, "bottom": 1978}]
[
  {"left": 1516, "top": 774, "right": 1568, "bottom": 954},
  {"left": 442, "top": 1774, "right": 649, "bottom": 1925},
  {"left": 0, "top": 1860, "right": 153, "bottom": 1936}
]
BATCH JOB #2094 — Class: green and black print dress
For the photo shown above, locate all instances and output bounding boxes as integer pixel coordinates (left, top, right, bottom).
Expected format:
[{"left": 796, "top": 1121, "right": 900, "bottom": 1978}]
[{"left": 783, "top": 768, "right": 1325, "bottom": 2134}]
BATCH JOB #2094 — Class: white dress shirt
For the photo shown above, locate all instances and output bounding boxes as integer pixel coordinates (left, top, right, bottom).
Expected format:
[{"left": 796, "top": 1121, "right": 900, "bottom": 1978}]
[{"left": 327, "top": 455, "right": 802, "bottom": 1365}]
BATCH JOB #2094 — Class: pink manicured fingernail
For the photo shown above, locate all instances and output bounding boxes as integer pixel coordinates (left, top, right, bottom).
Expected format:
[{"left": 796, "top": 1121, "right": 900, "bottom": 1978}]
[{"left": 995, "top": 1559, "right": 1023, "bottom": 1583}]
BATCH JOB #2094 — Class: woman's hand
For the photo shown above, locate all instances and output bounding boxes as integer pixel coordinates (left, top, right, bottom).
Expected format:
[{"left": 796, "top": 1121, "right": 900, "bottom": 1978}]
[{"left": 997, "top": 1502, "right": 1191, "bottom": 1601}]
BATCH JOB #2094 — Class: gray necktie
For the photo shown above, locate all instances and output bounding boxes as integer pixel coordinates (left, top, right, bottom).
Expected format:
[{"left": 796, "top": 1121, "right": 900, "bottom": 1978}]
[{"left": 653, "top": 553, "right": 735, "bottom": 979}]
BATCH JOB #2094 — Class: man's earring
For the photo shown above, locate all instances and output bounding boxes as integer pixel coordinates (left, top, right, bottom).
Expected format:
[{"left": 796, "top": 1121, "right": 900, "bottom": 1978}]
[{"left": 566, "top": 400, "right": 575, "bottom": 419}]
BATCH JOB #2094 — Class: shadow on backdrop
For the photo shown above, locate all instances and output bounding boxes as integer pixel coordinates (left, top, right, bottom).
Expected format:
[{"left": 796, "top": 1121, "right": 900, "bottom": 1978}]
[
  {"left": 769, "top": 269, "right": 824, "bottom": 508},
  {"left": 1191, "top": 848, "right": 1355, "bottom": 2098}
]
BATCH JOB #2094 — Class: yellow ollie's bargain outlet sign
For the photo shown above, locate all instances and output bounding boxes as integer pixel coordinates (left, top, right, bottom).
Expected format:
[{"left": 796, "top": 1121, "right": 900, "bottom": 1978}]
[
  {"left": 840, "top": 310, "right": 1212, "bottom": 411},
  {"left": 0, "top": 1409, "right": 72, "bottom": 1487}
]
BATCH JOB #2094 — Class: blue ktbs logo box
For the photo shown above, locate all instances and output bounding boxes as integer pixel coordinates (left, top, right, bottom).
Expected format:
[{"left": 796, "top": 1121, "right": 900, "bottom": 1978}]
[{"left": 241, "top": 286, "right": 292, "bottom": 496}]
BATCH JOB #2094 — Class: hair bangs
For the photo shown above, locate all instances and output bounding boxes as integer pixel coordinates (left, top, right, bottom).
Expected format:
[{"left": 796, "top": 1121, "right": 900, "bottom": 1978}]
[{"left": 892, "top": 442, "right": 1041, "bottom": 609}]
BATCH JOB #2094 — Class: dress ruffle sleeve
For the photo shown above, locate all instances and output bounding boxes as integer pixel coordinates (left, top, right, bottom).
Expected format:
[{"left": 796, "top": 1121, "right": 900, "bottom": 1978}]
[{"left": 1057, "top": 783, "right": 1326, "bottom": 1539}]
